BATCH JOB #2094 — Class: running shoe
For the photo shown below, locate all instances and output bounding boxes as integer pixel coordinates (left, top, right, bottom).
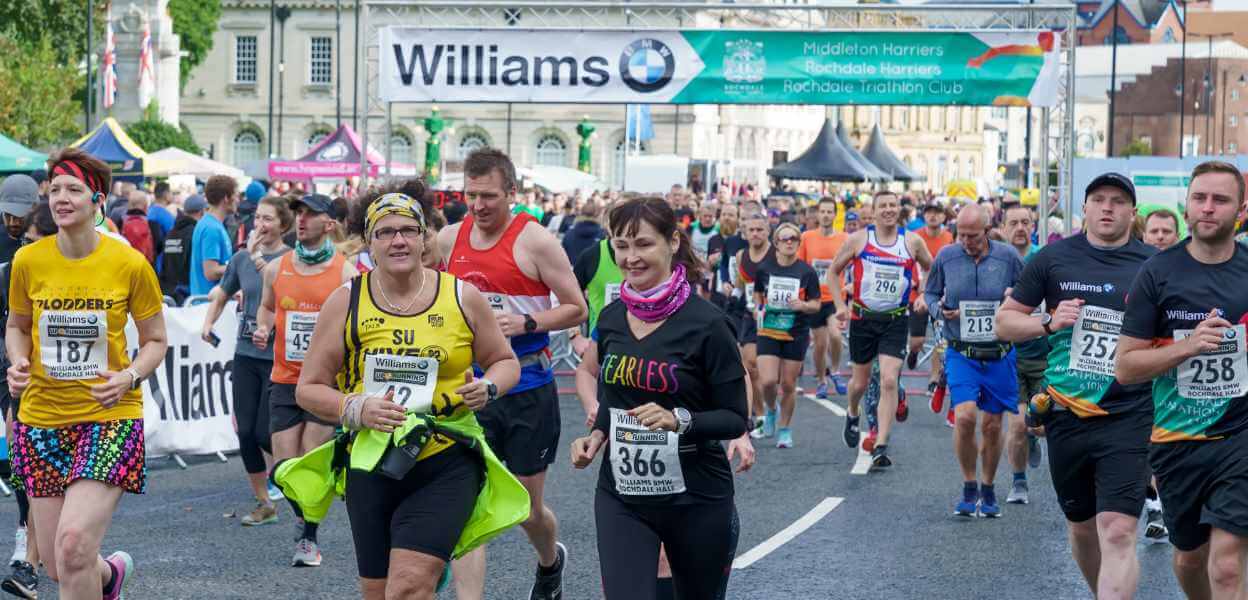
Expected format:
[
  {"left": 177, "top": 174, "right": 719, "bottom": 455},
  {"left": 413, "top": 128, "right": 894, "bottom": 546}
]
[
  {"left": 869, "top": 444, "right": 892, "bottom": 470},
  {"left": 242, "top": 502, "right": 278, "bottom": 526},
  {"left": 945, "top": 407, "right": 955, "bottom": 428},
  {"left": 815, "top": 381, "right": 829, "bottom": 399},
  {"left": 831, "top": 374, "right": 848, "bottom": 395},
  {"left": 954, "top": 486, "right": 978, "bottom": 517},
  {"left": 929, "top": 382, "right": 945, "bottom": 414},
  {"left": 1144, "top": 509, "right": 1169, "bottom": 544},
  {"left": 1, "top": 560, "right": 36, "bottom": 599},
  {"left": 102, "top": 551, "right": 133, "bottom": 600},
  {"left": 1027, "top": 434, "right": 1043, "bottom": 469},
  {"left": 529, "top": 541, "right": 566, "bottom": 600},
  {"left": 843, "top": 415, "right": 860, "bottom": 449},
  {"left": 292, "top": 538, "right": 322, "bottom": 567},
  {"left": 776, "top": 428, "right": 794, "bottom": 449},
  {"left": 268, "top": 481, "right": 285, "bottom": 502},
  {"left": 979, "top": 485, "right": 1002, "bottom": 518},
  {"left": 906, "top": 349, "right": 918, "bottom": 370},
  {"left": 1006, "top": 480, "right": 1029, "bottom": 505},
  {"left": 895, "top": 388, "right": 909, "bottom": 422},
  {"left": 9, "top": 527, "right": 25, "bottom": 565},
  {"left": 861, "top": 427, "right": 878, "bottom": 453},
  {"left": 749, "top": 418, "right": 765, "bottom": 440},
  {"left": 762, "top": 409, "right": 778, "bottom": 438}
]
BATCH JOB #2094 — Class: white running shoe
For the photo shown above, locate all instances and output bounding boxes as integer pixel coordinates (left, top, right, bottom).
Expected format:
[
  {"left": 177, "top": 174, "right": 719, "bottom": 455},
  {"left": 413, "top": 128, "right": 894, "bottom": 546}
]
[
  {"left": 292, "top": 538, "right": 322, "bottom": 567},
  {"left": 9, "top": 527, "right": 25, "bottom": 565}
]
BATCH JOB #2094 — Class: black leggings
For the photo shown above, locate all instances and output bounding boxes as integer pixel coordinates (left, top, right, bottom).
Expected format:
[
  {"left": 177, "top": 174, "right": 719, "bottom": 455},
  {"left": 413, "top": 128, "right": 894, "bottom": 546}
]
[
  {"left": 232, "top": 355, "right": 274, "bottom": 474},
  {"left": 595, "top": 488, "right": 738, "bottom": 600}
]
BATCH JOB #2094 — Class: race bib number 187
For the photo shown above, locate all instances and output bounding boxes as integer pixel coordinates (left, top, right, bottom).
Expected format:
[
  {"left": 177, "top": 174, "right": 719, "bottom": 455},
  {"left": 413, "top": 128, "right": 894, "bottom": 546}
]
[{"left": 39, "top": 310, "right": 108, "bottom": 380}]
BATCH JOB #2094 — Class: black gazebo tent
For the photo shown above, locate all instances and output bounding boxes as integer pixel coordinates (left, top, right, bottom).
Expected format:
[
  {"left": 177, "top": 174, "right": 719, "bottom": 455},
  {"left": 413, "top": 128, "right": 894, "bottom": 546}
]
[
  {"left": 767, "top": 119, "right": 885, "bottom": 183},
  {"left": 860, "top": 124, "right": 924, "bottom": 182},
  {"left": 835, "top": 121, "right": 891, "bottom": 183}
]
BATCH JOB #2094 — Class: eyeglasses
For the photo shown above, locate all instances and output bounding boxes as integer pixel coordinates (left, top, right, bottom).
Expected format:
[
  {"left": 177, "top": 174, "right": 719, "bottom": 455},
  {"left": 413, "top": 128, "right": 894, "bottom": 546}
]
[
  {"left": 372, "top": 226, "right": 423, "bottom": 241},
  {"left": 776, "top": 236, "right": 799, "bottom": 244}
]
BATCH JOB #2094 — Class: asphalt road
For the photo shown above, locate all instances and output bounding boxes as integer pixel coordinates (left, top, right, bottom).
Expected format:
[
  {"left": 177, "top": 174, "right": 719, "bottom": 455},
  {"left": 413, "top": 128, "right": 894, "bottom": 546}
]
[{"left": 0, "top": 373, "right": 1186, "bottom": 599}]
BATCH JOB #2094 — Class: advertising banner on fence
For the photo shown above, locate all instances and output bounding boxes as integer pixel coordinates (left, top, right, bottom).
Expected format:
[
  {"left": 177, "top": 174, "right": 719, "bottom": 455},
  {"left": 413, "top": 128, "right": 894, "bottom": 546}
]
[
  {"left": 129, "top": 303, "right": 241, "bottom": 458},
  {"left": 379, "top": 28, "right": 1062, "bottom": 107}
]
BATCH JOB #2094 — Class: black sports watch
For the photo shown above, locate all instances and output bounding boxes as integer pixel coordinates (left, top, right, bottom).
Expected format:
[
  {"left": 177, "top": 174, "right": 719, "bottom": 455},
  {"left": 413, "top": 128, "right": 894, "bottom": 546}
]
[
  {"left": 480, "top": 378, "right": 498, "bottom": 403},
  {"left": 523, "top": 313, "right": 538, "bottom": 333},
  {"left": 1040, "top": 313, "right": 1055, "bottom": 335}
]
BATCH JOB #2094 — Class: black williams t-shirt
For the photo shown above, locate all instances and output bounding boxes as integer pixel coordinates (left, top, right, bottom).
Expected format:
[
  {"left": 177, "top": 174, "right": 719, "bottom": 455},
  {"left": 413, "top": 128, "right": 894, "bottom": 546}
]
[{"left": 753, "top": 257, "right": 821, "bottom": 338}]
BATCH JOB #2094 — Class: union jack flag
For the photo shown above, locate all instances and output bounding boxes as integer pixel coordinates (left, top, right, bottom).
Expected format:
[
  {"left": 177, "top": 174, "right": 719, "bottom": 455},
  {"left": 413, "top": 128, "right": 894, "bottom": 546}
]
[
  {"left": 102, "top": 18, "right": 117, "bottom": 109},
  {"left": 138, "top": 19, "right": 155, "bottom": 109}
]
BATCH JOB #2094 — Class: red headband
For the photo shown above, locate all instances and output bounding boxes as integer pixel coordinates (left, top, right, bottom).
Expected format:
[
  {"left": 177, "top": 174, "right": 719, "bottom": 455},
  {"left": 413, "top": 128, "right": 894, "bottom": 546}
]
[{"left": 51, "top": 159, "right": 104, "bottom": 197}]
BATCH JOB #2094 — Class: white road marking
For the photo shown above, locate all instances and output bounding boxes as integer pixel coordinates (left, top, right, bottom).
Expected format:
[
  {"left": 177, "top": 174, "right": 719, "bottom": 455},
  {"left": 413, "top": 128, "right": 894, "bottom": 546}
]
[
  {"left": 733, "top": 496, "right": 845, "bottom": 570},
  {"left": 803, "top": 393, "right": 846, "bottom": 416},
  {"left": 850, "top": 442, "right": 873, "bottom": 475}
]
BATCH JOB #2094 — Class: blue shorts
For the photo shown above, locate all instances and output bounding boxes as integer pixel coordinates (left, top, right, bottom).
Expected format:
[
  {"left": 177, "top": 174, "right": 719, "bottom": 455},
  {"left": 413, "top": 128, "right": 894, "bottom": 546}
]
[{"left": 945, "top": 347, "right": 1020, "bottom": 416}]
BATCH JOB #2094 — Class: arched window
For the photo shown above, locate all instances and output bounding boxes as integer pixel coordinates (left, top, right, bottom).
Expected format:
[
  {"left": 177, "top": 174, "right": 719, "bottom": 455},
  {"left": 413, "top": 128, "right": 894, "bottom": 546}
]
[
  {"left": 947, "top": 107, "right": 959, "bottom": 132},
  {"left": 389, "top": 133, "right": 413, "bottom": 165},
  {"left": 1163, "top": 27, "right": 1176, "bottom": 43},
  {"left": 535, "top": 134, "right": 567, "bottom": 167},
  {"left": 232, "top": 129, "right": 262, "bottom": 167},
  {"left": 457, "top": 132, "right": 489, "bottom": 159},
  {"left": 1104, "top": 26, "right": 1130, "bottom": 45},
  {"left": 306, "top": 130, "right": 331, "bottom": 152},
  {"left": 614, "top": 139, "right": 648, "bottom": 188}
]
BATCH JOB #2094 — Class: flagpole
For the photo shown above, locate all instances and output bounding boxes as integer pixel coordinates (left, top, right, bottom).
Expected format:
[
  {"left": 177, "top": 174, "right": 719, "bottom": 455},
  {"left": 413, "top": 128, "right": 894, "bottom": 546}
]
[{"left": 86, "top": 0, "right": 94, "bottom": 131}]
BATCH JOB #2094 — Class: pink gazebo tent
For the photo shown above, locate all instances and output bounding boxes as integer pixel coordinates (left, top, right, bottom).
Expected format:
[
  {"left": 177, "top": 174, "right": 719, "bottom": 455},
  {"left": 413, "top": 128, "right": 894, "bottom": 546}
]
[{"left": 268, "top": 124, "right": 416, "bottom": 180}]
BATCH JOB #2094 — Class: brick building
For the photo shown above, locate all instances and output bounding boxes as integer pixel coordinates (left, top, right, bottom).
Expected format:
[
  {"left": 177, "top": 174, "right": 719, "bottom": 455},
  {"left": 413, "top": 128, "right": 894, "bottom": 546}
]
[{"left": 1077, "top": 0, "right": 1185, "bottom": 46}]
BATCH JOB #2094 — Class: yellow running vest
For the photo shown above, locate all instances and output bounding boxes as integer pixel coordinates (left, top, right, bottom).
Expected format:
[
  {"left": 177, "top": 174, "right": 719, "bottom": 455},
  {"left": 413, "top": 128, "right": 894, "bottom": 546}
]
[{"left": 339, "top": 271, "right": 475, "bottom": 461}]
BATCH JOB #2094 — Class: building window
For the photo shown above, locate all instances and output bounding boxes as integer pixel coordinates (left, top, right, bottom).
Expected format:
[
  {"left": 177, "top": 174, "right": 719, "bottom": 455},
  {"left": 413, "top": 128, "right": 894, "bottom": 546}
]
[
  {"left": 614, "top": 140, "right": 648, "bottom": 188},
  {"left": 457, "top": 133, "right": 489, "bottom": 159},
  {"left": 233, "top": 35, "right": 257, "bottom": 84},
  {"left": 1231, "top": 142, "right": 1239, "bottom": 153},
  {"left": 1232, "top": 115, "right": 1239, "bottom": 127},
  {"left": 390, "top": 134, "right": 412, "bottom": 164},
  {"left": 897, "top": 107, "right": 909, "bottom": 130},
  {"left": 309, "top": 36, "right": 332, "bottom": 85},
  {"left": 1104, "top": 26, "right": 1130, "bottom": 45},
  {"left": 534, "top": 134, "right": 567, "bottom": 167},
  {"left": 306, "top": 130, "right": 330, "bottom": 152},
  {"left": 1183, "top": 135, "right": 1201, "bottom": 157},
  {"left": 1234, "top": 89, "right": 1241, "bottom": 101},
  {"left": 1163, "top": 27, "right": 1175, "bottom": 43},
  {"left": 232, "top": 130, "right": 262, "bottom": 166}
]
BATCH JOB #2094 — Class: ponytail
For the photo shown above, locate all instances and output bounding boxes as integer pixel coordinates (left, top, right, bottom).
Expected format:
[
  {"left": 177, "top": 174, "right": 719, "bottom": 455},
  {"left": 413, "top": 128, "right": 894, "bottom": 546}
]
[{"left": 672, "top": 228, "right": 705, "bottom": 284}]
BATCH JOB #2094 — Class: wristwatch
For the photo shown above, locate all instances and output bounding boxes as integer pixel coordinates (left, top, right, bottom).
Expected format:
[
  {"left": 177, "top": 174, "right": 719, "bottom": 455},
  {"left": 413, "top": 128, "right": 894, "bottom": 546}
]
[
  {"left": 523, "top": 313, "right": 538, "bottom": 333},
  {"left": 1040, "top": 313, "right": 1055, "bottom": 335},
  {"left": 673, "top": 407, "right": 692, "bottom": 434},
  {"left": 480, "top": 378, "right": 498, "bottom": 403}
]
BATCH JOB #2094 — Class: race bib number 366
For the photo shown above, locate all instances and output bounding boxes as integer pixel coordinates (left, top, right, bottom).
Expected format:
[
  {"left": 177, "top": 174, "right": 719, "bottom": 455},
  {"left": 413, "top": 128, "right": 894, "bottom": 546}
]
[
  {"left": 363, "top": 354, "right": 439, "bottom": 414},
  {"left": 39, "top": 310, "right": 108, "bottom": 380},
  {"left": 1069, "top": 305, "right": 1122, "bottom": 377},
  {"left": 284, "top": 311, "right": 317, "bottom": 362},
  {"left": 609, "top": 408, "right": 685, "bottom": 496},
  {"left": 1175, "top": 325, "right": 1248, "bottom": 400}
]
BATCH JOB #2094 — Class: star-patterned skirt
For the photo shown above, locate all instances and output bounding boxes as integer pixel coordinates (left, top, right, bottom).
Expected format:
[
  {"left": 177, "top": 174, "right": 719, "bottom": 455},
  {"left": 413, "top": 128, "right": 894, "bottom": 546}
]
[{"left": 11, "top": 419, "right": 146, "bottom": 497}]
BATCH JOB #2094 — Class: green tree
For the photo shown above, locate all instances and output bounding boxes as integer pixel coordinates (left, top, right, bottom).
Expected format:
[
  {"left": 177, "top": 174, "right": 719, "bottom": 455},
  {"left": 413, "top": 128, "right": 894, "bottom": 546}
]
[
  {"left": 1121, "top": 138, "right": 1153, "bottom": 157},
  {"left": 0, "top": 36, "right": 82, "bottom": 149},
  {"left": 0, "top": 0, "right": 103, "bottom": 63},
  {"left": 168, "top": 0, "right": 222, "bottom": 88},
  {"left": 125, "top": 109, "right": 203, "bottom": 155}
]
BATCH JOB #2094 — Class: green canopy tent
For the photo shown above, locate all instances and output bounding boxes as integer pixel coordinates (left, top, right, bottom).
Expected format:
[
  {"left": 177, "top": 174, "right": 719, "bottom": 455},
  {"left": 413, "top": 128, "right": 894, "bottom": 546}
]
[{"left": 0, "top": 133, "right": 47, "bottom": 174}]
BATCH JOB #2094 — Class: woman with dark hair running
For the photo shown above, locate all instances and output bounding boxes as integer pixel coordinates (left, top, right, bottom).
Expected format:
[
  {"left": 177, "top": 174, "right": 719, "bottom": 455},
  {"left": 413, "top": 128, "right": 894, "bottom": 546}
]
[
  {"left": 571, "top": 196, "right": 748, "bottom": 599},
  {"left": 7, "top": 147, "right": 168, "bottom": 599},
  {"left": 291, "top": 184, "right": 527, "bottom": 599}
]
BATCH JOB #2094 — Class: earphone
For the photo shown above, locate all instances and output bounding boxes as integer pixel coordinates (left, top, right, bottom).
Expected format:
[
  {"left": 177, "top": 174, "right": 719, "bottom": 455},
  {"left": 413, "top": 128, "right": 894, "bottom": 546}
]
[{"left": 91, "top": 191, "right": 104, "bottom": 205}]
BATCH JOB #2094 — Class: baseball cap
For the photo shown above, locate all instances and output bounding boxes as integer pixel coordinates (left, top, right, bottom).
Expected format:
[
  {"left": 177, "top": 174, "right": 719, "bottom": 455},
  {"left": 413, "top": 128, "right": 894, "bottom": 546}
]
[
  {"left": 921, "top": 202, "right": 944, "bottom": 213},
  {"left": 244, "top": 180, "right": 266, "bottom": 204},
  {"left": 845, "top": 211, "right": 860, "bottom": 222},
  {"left": 183, "top": 194, "right": 208, "bottom": 213},
  {"left": 290, "top": 193, "right": 333, "bottom": 214},
  {"left": 0, "top": 175, "right": 39, "bottom": 218},
  {"left": 1085, "top": 172, "right": 1136, "bottom": 205}
]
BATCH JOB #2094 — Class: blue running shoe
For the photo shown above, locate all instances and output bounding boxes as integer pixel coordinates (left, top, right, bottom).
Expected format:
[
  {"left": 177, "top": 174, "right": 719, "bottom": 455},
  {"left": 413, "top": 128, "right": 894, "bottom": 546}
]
[
  {"left": 979, "top": 484, "right": 1002, "bottom": 518},
  {"left": 832, "top": 374, "right": 848, "bottom": 396},
  {"left": 955, "top": 485, "right": 978, "bottom": 517},
  {"left": 268, "top": 481, "right": 285, "bottom": 502},
  {"left": 776, "top": 428, "right": 794, "bottom": 448},
  {"left": 763, "top": 409, "right": 778, "bottom": 438},
  {"left": 816, "top": 381, "right": 829, "bottom": 399}
]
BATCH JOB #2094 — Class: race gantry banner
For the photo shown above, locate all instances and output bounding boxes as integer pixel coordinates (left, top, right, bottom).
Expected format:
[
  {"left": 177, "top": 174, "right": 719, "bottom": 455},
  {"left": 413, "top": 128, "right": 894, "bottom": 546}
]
[{"left": 379, "top": 28, "right": 1062, "bottom": 107}]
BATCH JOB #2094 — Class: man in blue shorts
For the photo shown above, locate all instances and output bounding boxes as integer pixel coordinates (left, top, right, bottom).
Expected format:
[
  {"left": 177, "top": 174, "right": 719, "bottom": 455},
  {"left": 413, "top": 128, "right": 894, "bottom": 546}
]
[{"left": 924, "top": 204, "right": 1025, "bottom": 518}]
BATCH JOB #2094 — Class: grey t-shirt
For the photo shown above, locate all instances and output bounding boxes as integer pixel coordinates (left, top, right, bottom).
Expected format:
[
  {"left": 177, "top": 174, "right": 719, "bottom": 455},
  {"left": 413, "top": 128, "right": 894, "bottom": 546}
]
[
  {"left": 923, "top": 240, "right": 1025, "bottom": 344},
  {"left": 217, "top": 247, "right": 290, "bottom": 360}
]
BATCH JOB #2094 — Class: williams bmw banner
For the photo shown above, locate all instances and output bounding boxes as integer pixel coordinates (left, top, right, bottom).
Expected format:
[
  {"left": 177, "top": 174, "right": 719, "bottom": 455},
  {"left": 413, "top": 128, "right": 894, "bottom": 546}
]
[{"left": 379, "top": 28, "right": 1062, "bottom": 107}]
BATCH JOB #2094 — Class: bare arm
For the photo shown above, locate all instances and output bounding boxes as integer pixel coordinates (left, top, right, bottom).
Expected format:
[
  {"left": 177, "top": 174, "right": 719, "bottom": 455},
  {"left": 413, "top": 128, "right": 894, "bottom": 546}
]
[
  {"left": 576, "top": 342, "right": 600, "bottom": 427},
  {"left": 460, "top": 282, "right": 521, "bottom": 396},
  {"left": 253, "top": 260, "right": 279, "bottom": 349},
  {"left": 529, "top": 228, "right": 589, "bottom": 331},
  {"left": 1116, "top": 317, "right": 1229, "bottom": 385},
  {"left": 436, "top": 224, "right": 460, "bottom": 269},
  {"left": 202, "top": 259, "right": 227, "bottom": 283},
  {"left": 92, "top": 312, "right": 169, "bottom": 409},
  {"left": 995, "top": 297, "right": 1046, "bottom": 343},
  {"left": 829, "top": 232, "right": 864, "bottom": 315},
  {"left": 296, "top": 287, "right": 351, "bottom": 423},
  {"left": 5, "top": 313, "right": 32, "bottom": 396},
  {"left": 200, "top": 285, "right": 230, "bottom": 342},
  {"left": 909, "top": 232, "right": 933, "bottom": 272}
]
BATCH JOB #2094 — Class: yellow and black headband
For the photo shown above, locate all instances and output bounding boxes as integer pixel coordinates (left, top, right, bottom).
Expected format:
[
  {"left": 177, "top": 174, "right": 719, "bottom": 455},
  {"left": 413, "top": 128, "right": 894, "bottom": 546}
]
[{"left": 366, "top": 193, "right": 425, "bottom": 237}]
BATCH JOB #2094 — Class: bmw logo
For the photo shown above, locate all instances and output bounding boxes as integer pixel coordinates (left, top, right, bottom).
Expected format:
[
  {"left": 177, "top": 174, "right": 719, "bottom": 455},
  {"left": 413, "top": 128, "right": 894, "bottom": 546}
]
[
  {"left": 1103, "top": 283, "right": 1114, "bottom": 293},
  {"left": 620, "top": 39, "right": 674, "bottom": 93},
  {"left": 1227, "top": 328, "right": 1237, "bottom": 340},
  {"left": 417, "top": 360, "right": 428, "bottom": 370}
]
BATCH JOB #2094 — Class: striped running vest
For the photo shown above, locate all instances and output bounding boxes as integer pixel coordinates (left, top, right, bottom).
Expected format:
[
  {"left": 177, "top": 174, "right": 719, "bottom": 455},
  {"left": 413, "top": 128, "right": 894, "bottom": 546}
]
[{"left": 850, "top": 225, "right": 917, "bottom": 314}]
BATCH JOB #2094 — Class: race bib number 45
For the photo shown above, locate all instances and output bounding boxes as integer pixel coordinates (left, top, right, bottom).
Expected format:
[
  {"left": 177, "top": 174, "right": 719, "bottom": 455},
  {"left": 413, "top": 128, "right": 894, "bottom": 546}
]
[
  {"left": 284, "top": 311, "right": 317, "bottom": 362},
  {"left": 39, "top": 310, "right": 108, "bottom": 380},
  {"left": 609, "top": 408, "right": 685, "bottom": 496},
  {"left": 363, "top": 354, "right": 439, "bottom": 414},
  {"left": 1069, "top": 305, "right": 1122, "bottom": 377},
  {"left": 1175, "top": 325, "right": 1248, "bottom": 400},
  {"left": 959, "top": 300, "right": 999, "bottom": 343}
]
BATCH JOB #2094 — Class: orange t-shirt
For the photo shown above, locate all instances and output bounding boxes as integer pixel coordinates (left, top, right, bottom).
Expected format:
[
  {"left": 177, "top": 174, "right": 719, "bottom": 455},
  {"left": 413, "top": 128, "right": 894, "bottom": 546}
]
[
  {"left": 797, "top": 229, "right": 848, "bottom": 302},
  {"left": 917, "top": 227, "right": 953, "bottom": 262}
]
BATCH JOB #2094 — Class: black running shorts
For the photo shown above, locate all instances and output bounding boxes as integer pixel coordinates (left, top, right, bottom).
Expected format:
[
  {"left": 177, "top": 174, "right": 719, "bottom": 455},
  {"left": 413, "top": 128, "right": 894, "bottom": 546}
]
[
  {"left": 346, "top": 444, "right": 483, "bottom": 577},
  {"left": 477, "top": 380, "right": 561, "bottom": 477},
  {"left": 269, "top": 383, "right": 335, "bottom": 433},
  {"left": 1151, "top": 431, "right": 1248, "bottom": 552},
  {"left": 1045, "top": 409, "right": 1151, "bottom": 523},
  {"left": 908, "top": 309, "right": 929, "bottom": 338},
  {"left": 757, "top": 330, "right": 811, "bottom": 362},
  {"left": 848, "top": 316, "right": 909, "bottom": 365},
  {"left": 813, "top": 303, "right": 837, "bottom": 329},
  {"left": 736, "top": 312, "right": 758, "bottom": 345}
]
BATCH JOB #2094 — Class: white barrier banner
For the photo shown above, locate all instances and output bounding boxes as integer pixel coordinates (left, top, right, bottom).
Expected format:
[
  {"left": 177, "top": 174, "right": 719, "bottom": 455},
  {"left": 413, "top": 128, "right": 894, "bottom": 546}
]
[{"left": 128, "top": 303, "right": 242, "bottom": 458}]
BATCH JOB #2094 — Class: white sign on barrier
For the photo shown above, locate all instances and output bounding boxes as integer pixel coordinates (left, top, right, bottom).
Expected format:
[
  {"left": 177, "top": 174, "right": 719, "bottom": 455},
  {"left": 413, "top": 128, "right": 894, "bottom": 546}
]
[{"left": 128, "top": 303, "right": 242, "bottom": 458}]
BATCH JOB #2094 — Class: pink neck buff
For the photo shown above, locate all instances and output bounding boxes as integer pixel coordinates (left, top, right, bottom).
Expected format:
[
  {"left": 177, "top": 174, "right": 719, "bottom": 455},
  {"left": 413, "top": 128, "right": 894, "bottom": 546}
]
[{"left": 619, "top": 263, "right": 691, "bottom": 323}]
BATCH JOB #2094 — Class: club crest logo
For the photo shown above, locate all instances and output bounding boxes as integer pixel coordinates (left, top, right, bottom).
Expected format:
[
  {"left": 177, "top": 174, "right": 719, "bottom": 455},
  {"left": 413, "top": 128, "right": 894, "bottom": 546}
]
[{"left": 723, "top": 39, "right": 765, "bottom": 83}]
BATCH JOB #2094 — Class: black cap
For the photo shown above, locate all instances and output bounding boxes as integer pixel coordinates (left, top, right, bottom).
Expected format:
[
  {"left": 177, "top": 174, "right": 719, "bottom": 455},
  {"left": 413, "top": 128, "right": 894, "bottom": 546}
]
[
  {"left": 1085, "top": 172, "right": 1136, "bottom": 205},
  {"left": 921, "top": 202, "right": 944, "bottom": 213},
  {"left": 290, "top": 193, "right": 333, "bottom": 214}
]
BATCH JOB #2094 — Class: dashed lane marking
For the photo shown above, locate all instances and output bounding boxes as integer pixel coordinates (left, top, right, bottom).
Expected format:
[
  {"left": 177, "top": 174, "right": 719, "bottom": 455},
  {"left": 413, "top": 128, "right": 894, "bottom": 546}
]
[{"left": 732, "top": 496, "right": 845, "bottom": 569}]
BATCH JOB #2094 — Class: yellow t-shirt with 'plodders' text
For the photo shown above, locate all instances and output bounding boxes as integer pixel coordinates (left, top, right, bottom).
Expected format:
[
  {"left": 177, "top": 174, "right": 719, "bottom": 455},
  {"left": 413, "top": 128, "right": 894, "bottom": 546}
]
[{"left": 9, "top": 234, "right": 163, "bottom": 428}]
